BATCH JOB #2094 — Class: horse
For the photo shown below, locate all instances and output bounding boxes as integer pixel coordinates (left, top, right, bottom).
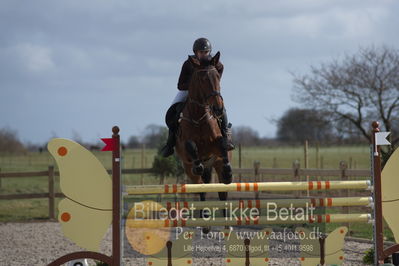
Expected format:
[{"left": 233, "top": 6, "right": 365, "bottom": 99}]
[{"left": 174, "top": 51, "right": 233, "bottom": 230}]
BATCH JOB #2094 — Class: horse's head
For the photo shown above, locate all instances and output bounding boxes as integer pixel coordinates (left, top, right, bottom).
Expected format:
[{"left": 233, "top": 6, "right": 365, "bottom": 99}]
[{"left": 188, "top": 51, "right": 224, "bottom": 117}]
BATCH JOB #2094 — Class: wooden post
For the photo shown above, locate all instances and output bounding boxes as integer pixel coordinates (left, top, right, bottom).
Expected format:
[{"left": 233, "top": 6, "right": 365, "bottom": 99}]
[
  {"left": 316, "top": 141, "right": 319, "bottom": 169},
  {"left": 292, "top": 160, "right": 300, "bottom": 198},
  {"left": 112, "top": 126, "right": 121, "bottom": 266},
  {"left": 254, "top": 161, "right": 260, "bottom": 199},
  {"left": 319, "top": 235, "right": 326, "bottom": 265},
  {"left": 141, "top": 143, "right": 145, "bottom": 185},
  {"left": 238, "top": 143, "right": 242, "bottom": 182},
  {"left": 340, "top": 161, "right": 349, "bottom": 232},
  {"left": 244, "top": 238, "right": 250, "bottom": 266},
  {"left": 370, "top": 122, "right": 399, "bottom": 263},
  {"left": 304, "top": 140, "right": 309, "bottom": 197},
  {"left": 304, "top": 140, "right": 309, "bottom": 169},
  {"left": 254, "top": 161, "right": 260, "bottom": 181},
  {"left": 372, "top": 121, "right": 385, "bottom": 264},
  {"left": 315, "top": 142, "right": 320, "bottom": 182},
  {"left": 48, "top": 165, "right": 55, "bottom": 220}
]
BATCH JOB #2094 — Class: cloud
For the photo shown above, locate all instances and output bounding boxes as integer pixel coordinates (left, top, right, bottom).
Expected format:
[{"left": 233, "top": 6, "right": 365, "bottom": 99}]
[
  {"left": 0, "top": 0, "right": 398, "bottom": 143},
  {"left": 14, "top": 43, "right": 55, "bottom": 73}
]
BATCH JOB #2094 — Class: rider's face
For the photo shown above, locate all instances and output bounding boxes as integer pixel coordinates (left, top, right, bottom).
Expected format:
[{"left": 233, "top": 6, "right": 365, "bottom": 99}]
[{"left": 196, "top": 50, "right": 210, "bottom": 59}]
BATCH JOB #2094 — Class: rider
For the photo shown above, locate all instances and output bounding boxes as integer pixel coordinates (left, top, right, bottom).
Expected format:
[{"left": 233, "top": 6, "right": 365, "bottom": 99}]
[{"left": 160, "top": 37, "right": 235, "bottom": 157}]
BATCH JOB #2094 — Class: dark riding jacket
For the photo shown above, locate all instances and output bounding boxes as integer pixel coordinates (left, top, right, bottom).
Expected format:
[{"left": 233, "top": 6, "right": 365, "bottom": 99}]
[{"left": 177, "top": 55, "right": 224, "bottom": 91}]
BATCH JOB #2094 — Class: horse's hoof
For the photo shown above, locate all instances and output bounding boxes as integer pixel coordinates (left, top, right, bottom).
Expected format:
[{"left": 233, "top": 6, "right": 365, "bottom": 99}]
[
  {"left": 193, "top": 163, "right": 204, "bottom": 176},
  {"left": 223, "top": 163, "right": 232, "bottom": 173},
  {"left": 222, "top": 163, "right": 232, "bottom": 184}
]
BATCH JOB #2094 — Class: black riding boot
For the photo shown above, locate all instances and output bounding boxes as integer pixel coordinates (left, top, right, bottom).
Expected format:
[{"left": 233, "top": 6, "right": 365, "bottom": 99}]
[
  {"left": 220, "top": 108, "right": 235, "bottom": 151},
  {"left": 160, "top": 128, "right": 176, "bottom": 157},
  {"left": 160, "top": 102, "right": 184, "bottom": 157}
]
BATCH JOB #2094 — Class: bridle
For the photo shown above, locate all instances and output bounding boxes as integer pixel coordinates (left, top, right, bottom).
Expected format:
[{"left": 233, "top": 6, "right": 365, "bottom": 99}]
[
  {"left": 188, "top": 90, "right": 223, "bottom": 108},
  {"left": 180, "top": 68, "right": 224, "bottom": 126}
]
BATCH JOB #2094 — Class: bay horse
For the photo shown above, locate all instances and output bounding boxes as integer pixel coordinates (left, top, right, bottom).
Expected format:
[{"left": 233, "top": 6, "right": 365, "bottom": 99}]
[{"left": 174, "top": 51, "right": 233, "bottom": 227}]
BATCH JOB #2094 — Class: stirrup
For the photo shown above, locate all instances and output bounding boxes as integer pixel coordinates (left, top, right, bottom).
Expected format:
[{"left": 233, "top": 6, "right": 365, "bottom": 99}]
[{"left": 226, "top": 141, "right": 235, "bottom": 151}]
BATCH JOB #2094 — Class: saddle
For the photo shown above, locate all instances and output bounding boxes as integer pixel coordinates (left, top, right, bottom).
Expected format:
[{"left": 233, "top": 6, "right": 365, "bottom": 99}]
[{"left": 166, "top": 101, "right": 223, "bottom": 136}]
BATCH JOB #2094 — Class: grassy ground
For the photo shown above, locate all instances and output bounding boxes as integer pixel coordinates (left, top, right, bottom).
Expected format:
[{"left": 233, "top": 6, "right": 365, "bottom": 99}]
[{"left": 1, "top": 144, "right": 392, "bottom": 242}]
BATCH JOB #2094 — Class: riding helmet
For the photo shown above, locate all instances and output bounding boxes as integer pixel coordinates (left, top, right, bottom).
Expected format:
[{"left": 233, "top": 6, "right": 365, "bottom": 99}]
[{"left": 193, "top": 38, "right": 212, "bottom": 53}]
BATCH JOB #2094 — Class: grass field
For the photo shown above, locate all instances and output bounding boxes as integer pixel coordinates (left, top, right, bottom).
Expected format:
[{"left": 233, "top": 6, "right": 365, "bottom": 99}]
[
  {"left": 1, "top": 144, "right": 392, "bottom": 242},
  {"left": 0, "top": 144, "right": 371, "bottom": 172}
]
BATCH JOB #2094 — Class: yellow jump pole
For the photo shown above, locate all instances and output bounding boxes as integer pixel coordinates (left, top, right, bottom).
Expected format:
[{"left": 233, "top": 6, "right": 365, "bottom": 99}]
[
  {"left": 125, "top": 180, "right": 371, "bottom": 195},
  {"left": 125, "top": 213, "right": 371, "bottom": 228},
  {"left": 160, "top": 197, "right": 373, "bottom": 210}
]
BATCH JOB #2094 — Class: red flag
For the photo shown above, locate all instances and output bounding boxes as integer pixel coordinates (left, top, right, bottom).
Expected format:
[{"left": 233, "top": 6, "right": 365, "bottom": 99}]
[{"left": 101, "top": 138, "right": 115, "bottom": 151}]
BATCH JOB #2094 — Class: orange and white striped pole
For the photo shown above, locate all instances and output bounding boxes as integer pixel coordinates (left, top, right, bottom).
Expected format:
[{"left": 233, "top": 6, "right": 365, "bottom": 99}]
[{"left": 125, "top": 180, "right": 371, "bottom": 195}]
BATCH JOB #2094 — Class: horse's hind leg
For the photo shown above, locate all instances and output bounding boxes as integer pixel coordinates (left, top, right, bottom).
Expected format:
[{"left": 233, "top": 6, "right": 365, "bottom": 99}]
[
  {"left": 200, "top": 167, "right": 212, "bottom": 216},
  {"left": 214, "top": 161, "right": 230, "bottom": 228},
  {"left": 199, "top": 167, "right": 212, "bottom": 233},
  {"left": 200, "top": 166, "right": 212, "bottom": 203},
  {"left": 185, "top": 140, "right": 204, "bottom": 176}
]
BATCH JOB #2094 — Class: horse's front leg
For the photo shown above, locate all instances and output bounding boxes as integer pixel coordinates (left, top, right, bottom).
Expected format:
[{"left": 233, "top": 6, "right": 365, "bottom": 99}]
[
  {"left": 217, "top": 137, "right": 232, "bottom": 184},
  {"left": 185, "top": 140, "right": 204, "bottom": 176},
  {"left": 199, "top": 167, "right": 212, "bottom": 219},
  {"left": 198, "top": 167, "right": 213, "bottom": 234}
]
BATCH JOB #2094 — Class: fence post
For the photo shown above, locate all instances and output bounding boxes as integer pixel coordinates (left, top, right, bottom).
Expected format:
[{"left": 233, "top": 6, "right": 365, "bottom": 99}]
[
  {"left": 304, "top": 140, "right": 308, "bottom": 169},
  {"left": 316, "top": 141, "right": 319, "bottom": 169},
  {"left": 238, "top": 143, "right": 242, "bottom": 182},
  {"left": 48, "top": 165, "right": 55, "bottom": 220},
  {"left": 304, "top": 140, "right": 310, "bottom": 197},
  {"left": 315, "top": 142, "right": 320, "bottom": 182},
  {"left": 254, "top": 161, "right": 260, "bottom": 200},
  {"left": 340, "top": 161, "right": 349, "bottom": 233},
  {"left": 141, "top": 143, "right": 145, "bottom": 185},
  {"left": 292, "top": 160, "right": 300, "bottom": 198},
  {"left": 0, "top": 168, "right": 2, "bottom": 189},
  {"left": 254, "top": 161, "right": 260, "bottom": 181},
  {"left": 157, "top": 173, "right": 165, "bottom": 202}
]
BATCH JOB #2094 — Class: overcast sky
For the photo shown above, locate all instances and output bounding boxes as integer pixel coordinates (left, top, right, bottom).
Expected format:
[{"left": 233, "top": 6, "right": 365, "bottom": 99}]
[{"left": 1, "top": 0, "right": 398, "bottom": 145}]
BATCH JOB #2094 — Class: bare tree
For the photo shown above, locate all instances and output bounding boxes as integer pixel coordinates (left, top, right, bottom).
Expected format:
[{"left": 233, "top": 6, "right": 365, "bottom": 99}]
[
  {"left": 233, "top": 126, "right": 261, "bottom": 146},
  {"left": 292, "top": 45, "right": 399, "bottom": 152},
  {"left": 0, "top": 127, "right": 26, "bottom": 153},
  {"left": 142, "top": 124, "right": 168, "bottom": 149},
  {"left": 276, "top": 108, "right": 336, "bottom": 144}
]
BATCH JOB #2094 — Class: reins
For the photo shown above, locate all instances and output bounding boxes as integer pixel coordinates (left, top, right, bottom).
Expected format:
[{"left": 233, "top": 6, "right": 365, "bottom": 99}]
[{"left": 179, "top": 67, "right": 223, "bottom": 127}]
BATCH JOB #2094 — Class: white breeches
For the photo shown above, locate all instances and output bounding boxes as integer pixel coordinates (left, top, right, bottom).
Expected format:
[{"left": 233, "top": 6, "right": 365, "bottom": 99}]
[{"left": 171, "top": 90, "right": 188, "bottom": 105}]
